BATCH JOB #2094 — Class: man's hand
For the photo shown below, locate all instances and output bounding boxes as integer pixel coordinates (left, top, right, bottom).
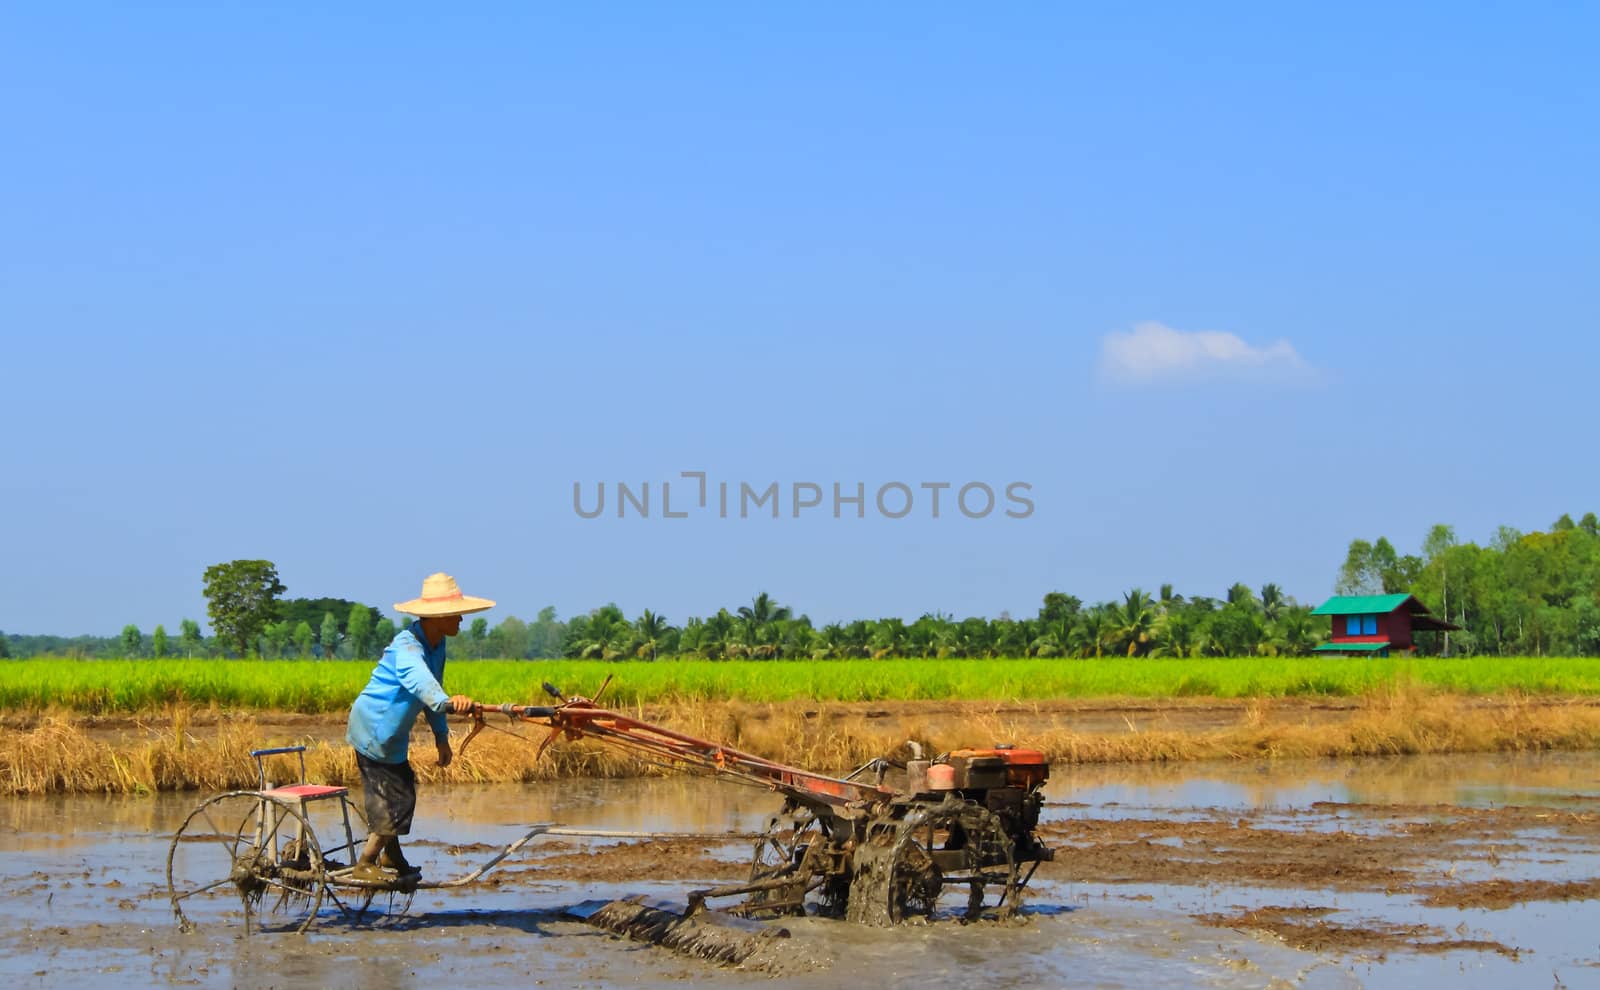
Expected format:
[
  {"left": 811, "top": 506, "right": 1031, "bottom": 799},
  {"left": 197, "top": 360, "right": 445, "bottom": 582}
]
[{"left": 438, "top": 696, "right": 473, "bottom": 766}]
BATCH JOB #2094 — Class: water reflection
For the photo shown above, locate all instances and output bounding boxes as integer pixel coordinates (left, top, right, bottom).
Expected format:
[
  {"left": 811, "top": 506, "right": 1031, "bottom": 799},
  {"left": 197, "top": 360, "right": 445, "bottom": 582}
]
[
  {"left": 1049, "top": 750, "right": 1600, "bottom": 812},
  {"left": 2, "top": 750, "right": 1596, "bottom": 848}
]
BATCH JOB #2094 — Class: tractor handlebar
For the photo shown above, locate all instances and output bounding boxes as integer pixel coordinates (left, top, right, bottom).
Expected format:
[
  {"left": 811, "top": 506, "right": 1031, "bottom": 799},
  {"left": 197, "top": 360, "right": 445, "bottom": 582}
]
[{"left": 469, "top": 702, "right": 557, "bottom": 719}]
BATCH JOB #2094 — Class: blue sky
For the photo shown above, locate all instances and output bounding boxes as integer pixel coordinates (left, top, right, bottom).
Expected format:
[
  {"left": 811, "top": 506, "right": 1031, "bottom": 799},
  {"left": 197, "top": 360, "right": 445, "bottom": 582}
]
[{"left": 3, "top": 4, "right": 1596, "bottom": 636}]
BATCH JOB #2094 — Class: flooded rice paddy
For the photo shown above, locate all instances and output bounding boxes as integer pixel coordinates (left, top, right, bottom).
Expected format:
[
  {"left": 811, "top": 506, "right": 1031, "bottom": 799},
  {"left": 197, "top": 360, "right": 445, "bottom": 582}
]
[{"left": 3, "top": 752, "right": 1599, "bottom": 988}]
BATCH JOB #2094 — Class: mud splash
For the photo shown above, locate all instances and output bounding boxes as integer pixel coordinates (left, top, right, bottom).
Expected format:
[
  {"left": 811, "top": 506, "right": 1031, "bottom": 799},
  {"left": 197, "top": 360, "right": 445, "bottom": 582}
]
[{"left": 577, "top": 897, "right": 794, "bottom": 969}]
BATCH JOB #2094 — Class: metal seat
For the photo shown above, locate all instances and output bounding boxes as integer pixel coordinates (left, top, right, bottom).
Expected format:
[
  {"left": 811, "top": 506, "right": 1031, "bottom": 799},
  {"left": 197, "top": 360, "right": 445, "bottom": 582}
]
[
  {"left": 250, "top": 748, "right": 349, "bottom": 803},
  {"left": 250, "top": 746, "right": 359, "bottom": 868},
  {"left": 263, "top": 783, "right": 348, "bottom": 801}
]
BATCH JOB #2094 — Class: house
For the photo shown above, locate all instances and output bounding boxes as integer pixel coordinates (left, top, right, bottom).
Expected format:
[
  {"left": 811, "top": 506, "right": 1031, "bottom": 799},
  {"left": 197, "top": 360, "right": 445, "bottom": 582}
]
[{"left": 1310, "top": 594, "right": 1460, "bottom": 656}]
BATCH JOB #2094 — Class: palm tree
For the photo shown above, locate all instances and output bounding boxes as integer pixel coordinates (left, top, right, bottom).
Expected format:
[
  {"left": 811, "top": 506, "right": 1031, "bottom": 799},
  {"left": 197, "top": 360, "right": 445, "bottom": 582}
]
[
  {"left": 596, "top": 605, "right": 635, "bottom": 659},
  {"left": 955, "top": 617, "right": 996, "bottom": 658},
  {"left": 738, "top": 591, "right": 791, "bottom": 626},
  {"left": 1070, "top": 608, "right": 1112, "bottom": 658},
  {"left": 905, "top": 614, "right": 943, "bottom": 658},
  {"left": 738, "top": 592, "right": 792, "bottom": 648},
  {"left": 780, "top": 621, "right": 814, "bottom": 659},
  {"left": 1030, "top": 617, "right": 1070, "bottom": 657},
  {"left": 839, "top": 620, "right": 871, "bottom": 658},
  {"left": 868, "top": 618, "right": 906, "bottom": 659},
  {"left": 994, "top": 619, "right": 1033, "bottom": 657},
  {"left": 812, "top": 623, "right": 844, "bottom": 660},
  {"left": 678, "top": 616, "right": 705, "bottom": 656},
  {"left": 1268, "top": 606, "right": 1318, "bottom": 656},
  {"left": 1112, "top": 588, "right": 1157, "bottom": 657},
  {"left": 634, "top": 609, "right": 673, "bottom": 660},
  {"left": 1149, "top": 609, "right": 1196, "bottom": 658},
  {"left": 1226, "top": 582, "right": 1258, "bottom": 610},
  {"left": 700, "top": 610, "right": 737, "bottom": 660},
  {"left": 1207, "top": 600, "right": 1265, "bottom": 656},
  {"left": 568, "top": 626, "right": 611, "bottom": 660},
  {"left": 1259, "top": 583, "right": 1286, "bottom": 622}
]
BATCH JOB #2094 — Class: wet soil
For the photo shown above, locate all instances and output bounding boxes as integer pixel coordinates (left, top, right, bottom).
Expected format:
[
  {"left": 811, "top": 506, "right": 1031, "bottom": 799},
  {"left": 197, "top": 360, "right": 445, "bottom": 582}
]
[
  {"left": 408, "top": 798, "right": 1600, "bottom": 915},
  {"left": 1036, "top": 801, "right": 1600, "bottom": 899},
  {"left": 500, "top": 838, "right": 745, "bottom": 885},
  {"left": 6, "top": 756, "right": 1600, "bottom": 987},
  {"left": 383, "top": 789, "right": 1600, "bottom": 966},
  {"left": 1194, "top": 906, "right": 1520, "bottom": 957}
]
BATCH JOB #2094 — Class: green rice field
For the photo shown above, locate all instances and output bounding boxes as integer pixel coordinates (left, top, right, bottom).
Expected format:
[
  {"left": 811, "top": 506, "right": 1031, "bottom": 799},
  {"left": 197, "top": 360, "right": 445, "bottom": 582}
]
[{"left": 2, "top": 656, "right": 1598, "bottom": 713}]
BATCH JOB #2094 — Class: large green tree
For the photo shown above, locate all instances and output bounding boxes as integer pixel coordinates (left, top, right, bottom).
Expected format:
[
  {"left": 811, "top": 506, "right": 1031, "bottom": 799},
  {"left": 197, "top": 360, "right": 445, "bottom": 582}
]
[
  {"left": 527, "top": 606, "right": 566, "bottom": 658},
  {"left": 1352, "top": 514, "right": 1600, "bottom": 656},
  {"left": 1338, "top": 537, "right": 1423, "bottom": 596},
  {"left": 178, "top": 618, "right": 203, "bottom": 658},
  {"left": 120, "top": 624, "right": 142, "bottom": 658},
  {"left": 347, "top": 604, "right": 374, "bottom": 659},
  {"left": 151, "top": 624, "right": 169, "bottom": 659},
  {"left": 468, "top": 617, "right": 489, "bottom": 658},
  {"left": 277, "top": 598, "right": 382, "bottom": 641},
  {"left": 489, "top": 615, "right": 532, "bottom": 658},
  {"left": 292, "top": 621, "right": 314, "bottom": 658},
  {"left": 262, "top": 620, "right": 292, "bottom": 659},
  {"left": 202, "top": 560, "right": 286, "bottom": 657},
  {"left": 1038, "top": 592, "right": 1082, "bottom": 626},
  {"left": 319, "top": 611, "right": 340, "bottom": 659}
]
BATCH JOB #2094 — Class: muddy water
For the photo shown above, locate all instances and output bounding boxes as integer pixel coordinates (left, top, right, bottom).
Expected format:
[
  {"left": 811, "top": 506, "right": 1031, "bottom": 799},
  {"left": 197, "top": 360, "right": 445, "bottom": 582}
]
[{"left": 2, "top": 753, "right": 1598, "bottom": 988}]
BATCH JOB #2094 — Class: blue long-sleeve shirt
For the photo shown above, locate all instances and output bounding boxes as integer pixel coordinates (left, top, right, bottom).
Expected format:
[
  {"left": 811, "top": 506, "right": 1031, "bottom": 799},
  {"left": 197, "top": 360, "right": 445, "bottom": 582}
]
[{"left": 347, "top": 622, "right": 452, "bottom": 763}]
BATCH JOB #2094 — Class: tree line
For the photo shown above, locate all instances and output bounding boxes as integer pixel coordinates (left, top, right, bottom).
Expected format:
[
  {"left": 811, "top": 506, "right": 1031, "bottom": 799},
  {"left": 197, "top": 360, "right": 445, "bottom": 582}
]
[
  {"left": 5, "top": 511, "right": 1596, "bottom": 659},
  {"left": 2, "top": 611, "right": 398, "bottom": 661},
  {"left": 1337, "top": 512, "right": 1600, "bottom": 656}
]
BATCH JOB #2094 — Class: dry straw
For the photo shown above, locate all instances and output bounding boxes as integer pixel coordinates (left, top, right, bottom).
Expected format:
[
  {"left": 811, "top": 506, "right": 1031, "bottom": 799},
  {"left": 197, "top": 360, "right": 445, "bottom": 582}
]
[{"left": 3, "top": 694, "right": 1600, "bottom": 797}]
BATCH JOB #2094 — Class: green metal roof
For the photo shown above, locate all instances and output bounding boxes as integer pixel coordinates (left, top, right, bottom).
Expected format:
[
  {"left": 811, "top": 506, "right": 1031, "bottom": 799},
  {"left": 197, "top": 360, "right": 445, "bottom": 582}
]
[
  {"left": 1311, "top": 594, "right": 1414, "bottom": 616},
  {"left": 1312, "top": 641, "right": 1391, "bottom": 652}
]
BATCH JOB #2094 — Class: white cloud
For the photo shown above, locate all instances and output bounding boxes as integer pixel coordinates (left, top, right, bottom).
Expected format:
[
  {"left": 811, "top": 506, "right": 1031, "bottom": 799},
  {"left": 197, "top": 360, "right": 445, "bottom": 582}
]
[{"left": 1097, "top": 321, "right": 1314, "bottom": 386}]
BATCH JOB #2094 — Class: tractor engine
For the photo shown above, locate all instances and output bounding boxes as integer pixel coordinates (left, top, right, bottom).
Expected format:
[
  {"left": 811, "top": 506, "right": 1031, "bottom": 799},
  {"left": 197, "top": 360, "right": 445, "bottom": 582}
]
[{"left": 930, "top": 747, "right": 1053, "bottom": 864}]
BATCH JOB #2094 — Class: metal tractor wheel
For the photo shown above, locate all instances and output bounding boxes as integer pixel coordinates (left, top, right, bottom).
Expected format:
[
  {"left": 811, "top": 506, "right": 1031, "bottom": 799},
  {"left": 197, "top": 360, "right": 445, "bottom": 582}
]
[
  {"left": 845, "top": 798, "right": 1018, "bottom": 926},
  {"left": 744, "top": 804, "right": 823, "bottom": 917},
  {"left": 168, "top": 792, "right": 327, "bottom": 934},
  {"left": 741, "top": 800, "right": 855, "bottom": 918}
]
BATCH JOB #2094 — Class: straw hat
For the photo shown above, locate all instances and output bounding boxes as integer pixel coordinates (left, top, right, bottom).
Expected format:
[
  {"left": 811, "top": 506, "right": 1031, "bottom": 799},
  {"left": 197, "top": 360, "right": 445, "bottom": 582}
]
[{"left": 394, "top": 572, "right": 496, "bottom": 617}]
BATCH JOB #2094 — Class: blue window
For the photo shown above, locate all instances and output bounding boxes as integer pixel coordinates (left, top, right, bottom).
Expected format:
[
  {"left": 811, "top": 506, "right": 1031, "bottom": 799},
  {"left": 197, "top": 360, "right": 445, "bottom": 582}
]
[
  {"left": 1346, "top": 616, "right": 1361, "bottom": 636},
  {"left": 1363, "top": 614, "right": 1377, "bottom": 635}
]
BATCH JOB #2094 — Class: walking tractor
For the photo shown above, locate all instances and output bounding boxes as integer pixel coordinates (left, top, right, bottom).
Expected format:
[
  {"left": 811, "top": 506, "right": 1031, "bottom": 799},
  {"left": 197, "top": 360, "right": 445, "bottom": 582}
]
[{"left": 167, "top": 681, "right": 1053, "bottom": 935}]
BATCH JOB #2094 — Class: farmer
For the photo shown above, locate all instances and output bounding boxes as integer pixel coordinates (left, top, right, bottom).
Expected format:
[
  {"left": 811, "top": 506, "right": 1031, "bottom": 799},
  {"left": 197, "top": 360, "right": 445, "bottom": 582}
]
[{"left": 346, "top": 572, "right": 494, "bottom": 882}]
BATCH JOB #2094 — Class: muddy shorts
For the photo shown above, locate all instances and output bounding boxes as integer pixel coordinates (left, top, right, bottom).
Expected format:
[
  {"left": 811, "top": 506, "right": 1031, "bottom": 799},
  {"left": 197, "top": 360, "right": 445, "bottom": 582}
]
[{"left": 355, "top": 752, "right": 417, "bottom": 836}]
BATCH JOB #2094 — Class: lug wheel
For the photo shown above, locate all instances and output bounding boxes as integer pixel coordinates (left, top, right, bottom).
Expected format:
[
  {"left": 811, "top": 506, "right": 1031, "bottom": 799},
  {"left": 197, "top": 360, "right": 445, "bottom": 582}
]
[
  {"left": 846, "top": 797, "right": 1017, "bottom": 926},
  {"left": 744, "top": 802, "right": 825, "bottom": 916},
  {"left": 168, "top": 792, "right": 326, "bottom": 934}
]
